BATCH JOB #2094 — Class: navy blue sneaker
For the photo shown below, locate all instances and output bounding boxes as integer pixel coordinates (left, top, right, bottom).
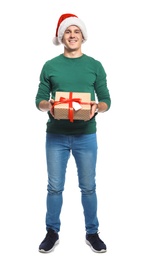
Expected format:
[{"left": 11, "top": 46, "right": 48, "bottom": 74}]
[
  {"left": 86, "top": 232, "right": 107, "bottom": 253},
  {"left": 39, "top": 228, "right": 59, "bottom": 253}
]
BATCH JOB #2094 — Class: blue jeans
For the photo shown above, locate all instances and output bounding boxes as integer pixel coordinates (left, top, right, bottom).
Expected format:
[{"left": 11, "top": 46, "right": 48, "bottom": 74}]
[{"left": 45, "top": 133, "right": 99, "bottom": 234}]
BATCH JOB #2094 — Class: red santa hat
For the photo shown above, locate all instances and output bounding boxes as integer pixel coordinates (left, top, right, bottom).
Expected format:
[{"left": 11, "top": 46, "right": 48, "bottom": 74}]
[{"left": 53, "top": 13, "right": 88, "bottom": 45}]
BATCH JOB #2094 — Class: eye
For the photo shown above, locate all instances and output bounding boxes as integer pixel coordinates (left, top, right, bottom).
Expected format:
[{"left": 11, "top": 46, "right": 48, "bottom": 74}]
[{"left": 65, "top": 30, "right": 70, "bottom": 34}]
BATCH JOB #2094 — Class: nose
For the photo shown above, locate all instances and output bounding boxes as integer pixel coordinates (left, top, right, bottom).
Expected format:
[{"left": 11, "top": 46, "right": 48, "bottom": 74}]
[{"left": 70, "top": 32, "right": 75, "bottom": 37}]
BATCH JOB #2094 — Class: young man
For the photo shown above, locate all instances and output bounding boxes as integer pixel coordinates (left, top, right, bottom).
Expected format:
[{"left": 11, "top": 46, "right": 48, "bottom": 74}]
[{"left": 35, "top": 13, "right": 111, "bottom": 253}]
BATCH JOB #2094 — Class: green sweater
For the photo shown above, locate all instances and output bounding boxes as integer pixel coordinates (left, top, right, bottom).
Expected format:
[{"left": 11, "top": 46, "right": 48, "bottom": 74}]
[{"left": 35, "top": 54, "right": 111, "bottom": 134}]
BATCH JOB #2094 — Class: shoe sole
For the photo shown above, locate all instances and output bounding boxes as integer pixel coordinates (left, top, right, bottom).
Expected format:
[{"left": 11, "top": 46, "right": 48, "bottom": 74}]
[
  {"left": 86, "top": 240, "right": 107, "bottom": 253},
  {"left": 39, "top": 239, "right": 59, "bottom": 253}
]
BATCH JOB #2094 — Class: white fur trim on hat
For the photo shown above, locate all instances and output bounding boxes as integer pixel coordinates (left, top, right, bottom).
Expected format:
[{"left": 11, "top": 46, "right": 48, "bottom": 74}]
[{"left": 53, "top": 17, "right": 87, "bottom": 46}]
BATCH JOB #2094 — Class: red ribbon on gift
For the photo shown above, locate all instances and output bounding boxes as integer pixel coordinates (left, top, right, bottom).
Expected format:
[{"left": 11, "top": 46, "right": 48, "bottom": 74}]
[{"left": 53, "top": 92, "right": 90, "bottom": 122}]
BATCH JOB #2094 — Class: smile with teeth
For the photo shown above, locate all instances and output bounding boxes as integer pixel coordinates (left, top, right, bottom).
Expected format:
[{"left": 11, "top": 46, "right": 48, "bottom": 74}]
[{"left": 69, "top": 39, "right": 77, "bottom": 43}]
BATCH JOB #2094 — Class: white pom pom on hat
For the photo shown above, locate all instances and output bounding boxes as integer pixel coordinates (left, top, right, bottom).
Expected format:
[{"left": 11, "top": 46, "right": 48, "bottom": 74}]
[{"left": 53, "top": 13, "right": 88, "bottom": 45}]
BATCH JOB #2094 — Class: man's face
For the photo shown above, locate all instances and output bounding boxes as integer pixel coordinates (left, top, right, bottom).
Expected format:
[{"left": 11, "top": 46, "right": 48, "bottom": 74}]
[{"left": 62, "top": 25, "right": 83, "bottom": 51}]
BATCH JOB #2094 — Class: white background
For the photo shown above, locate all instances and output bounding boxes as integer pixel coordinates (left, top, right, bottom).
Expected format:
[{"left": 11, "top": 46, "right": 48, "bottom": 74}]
[{"left": 0, "top": 0, "right": 145, "bottom": 259}]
